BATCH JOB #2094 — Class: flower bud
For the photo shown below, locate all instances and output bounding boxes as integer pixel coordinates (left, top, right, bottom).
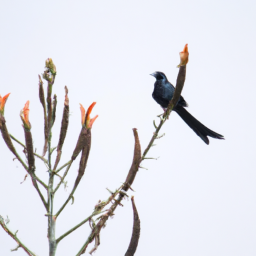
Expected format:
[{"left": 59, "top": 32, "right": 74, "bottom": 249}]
[
  {"left": 177, "top": 44, "right": 189, "bottom": 68},
  {"left": 45, "top": 58, "right": 57, "bottom": 75},
  {"left": 0, "top": 93, "right": 10, "bottom": 115},
  {"left": 20, "top": 101, "right": 31, "bottom": 129}
]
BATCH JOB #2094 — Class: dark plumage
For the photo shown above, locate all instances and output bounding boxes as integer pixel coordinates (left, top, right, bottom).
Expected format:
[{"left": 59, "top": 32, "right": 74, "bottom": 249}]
[{"left": 151, "top": 71, "right": 224, "bottom": 145}]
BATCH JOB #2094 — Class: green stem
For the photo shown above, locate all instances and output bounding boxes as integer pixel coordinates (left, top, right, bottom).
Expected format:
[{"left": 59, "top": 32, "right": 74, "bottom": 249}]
[
  {"left": 55, "top": 160, "right": 72, "bottom": 174},
  {"left": 0, "top": 215, "right": 37, "bottom": 256},
  {"left": 9, "top": 134, "right": 48, "bottom": 164},
  {"left": 55, "top": 183, "right": 76, "bottom": 218},
  {"left": 76, "top": 193, "right": 125, "bottom": 255},
  {"left": 34, "top": 174, "right": 48, "bottom": 190},
  {"left": 9, "top": 134, "right": 48, "bottom": 190},
  {"left": 3, "top": 132, "right": 47, "bottom": 209},
  {"left": 56, "top": 211, "right": 102, "bottom": 244},
  {"left": 47, "top": 134, "right": 57, "bottom": 256},
  {"left": 53, "top": 161, "right": 72, "bottom": 194},
  {"left": 31, "top": 174, "right": 48, "bottom": 210}
]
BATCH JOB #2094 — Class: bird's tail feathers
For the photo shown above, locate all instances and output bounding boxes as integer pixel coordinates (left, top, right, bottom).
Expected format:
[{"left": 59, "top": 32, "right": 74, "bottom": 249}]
[{"left": 175, "top": 105, "right": 224, "bottom": 145}]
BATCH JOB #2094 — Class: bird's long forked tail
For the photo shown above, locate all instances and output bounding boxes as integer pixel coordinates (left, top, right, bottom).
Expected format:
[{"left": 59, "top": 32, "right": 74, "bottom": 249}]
[{"left": 175, "top": 105, "right": 224, "bottom": 145}]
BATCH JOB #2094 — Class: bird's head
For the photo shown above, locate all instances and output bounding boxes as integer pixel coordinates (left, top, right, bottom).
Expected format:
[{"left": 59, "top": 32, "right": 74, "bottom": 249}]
[{"left": 150, "top": 71, "right": 167, "bottom": 81}]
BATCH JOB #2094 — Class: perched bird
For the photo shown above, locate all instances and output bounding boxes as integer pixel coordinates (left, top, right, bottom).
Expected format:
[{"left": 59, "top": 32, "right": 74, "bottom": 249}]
[{"left": 151, "top": 71, "right": 224, "bottom": 144}]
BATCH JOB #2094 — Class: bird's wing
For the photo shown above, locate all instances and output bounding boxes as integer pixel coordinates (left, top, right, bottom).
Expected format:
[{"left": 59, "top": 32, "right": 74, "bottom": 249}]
[{"left": 164, "top": 82, "right": 188, "bottom": 107}]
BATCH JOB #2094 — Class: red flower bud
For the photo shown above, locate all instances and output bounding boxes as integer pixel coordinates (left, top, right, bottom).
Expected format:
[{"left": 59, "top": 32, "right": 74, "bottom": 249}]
[
  {"left": 0, "top": 93, "right": 10, "bottom": 115},
  {"left": 177, "top": 44, "right": 189, "bottom": 68},
  {"left": 20, "top": 101, "right": 31, "bottom": 129}
]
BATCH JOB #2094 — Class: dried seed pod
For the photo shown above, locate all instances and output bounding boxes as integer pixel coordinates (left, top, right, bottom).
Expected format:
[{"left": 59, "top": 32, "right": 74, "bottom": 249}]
[
  {"left": 123, "top": 129, "right": 141, "bottom": 191},
  {"left": 125, "top": 196, "right": 140, "bottom": 256},
  {"left": 23, "top": 129, "right": 35, "bottom": 173},
  {"left": 53, "top": 87, "right": 69, "bottom": 170},
  {"left": 74, "top": 130, "right": 91, "bottom": 188}
]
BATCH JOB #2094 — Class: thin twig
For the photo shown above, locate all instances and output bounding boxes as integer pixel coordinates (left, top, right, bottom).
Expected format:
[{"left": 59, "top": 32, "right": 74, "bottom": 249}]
[
  {"left": 9, "top": 134, "right": 48, "bottom": 164},
  {"left": 143, "top": 157, "right": 159, "bottom": 160},
  {"left": 0, "top": 121, "right": 48, "bottom": 208},
  {"left": 56, "top": 211, "right": 102, "bottom": 244},
  {"left": 55, "top": 128, "right": 91, "bottom": 217},
  {"left": 76, "top": 192, "right": 126, "bottom": 256},
  {"left": 53, "top": 161, "right": 72, "bottom": 194},
  {"left": 9, "top": 134, "right": 48, "bottom": 189},
  {"left": 0, "top": 216, "right": 37, "bottom": 256},
  {"left": 31, "top": 174, "right": 48, "bottom": 210},
  {"left": 34, "top": 174, "right": 48, "bottom": 190},
  {"left": 55, "top": 160, "right": 72, "bottom": 174}
]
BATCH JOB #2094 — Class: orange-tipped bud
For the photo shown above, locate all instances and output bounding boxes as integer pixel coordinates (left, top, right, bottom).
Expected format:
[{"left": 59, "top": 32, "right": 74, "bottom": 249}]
[
  {"left": 20, "top": 101, "right": 31, "bottom": 129},
  {"left": 0, "top": 93, "right": 11, "bottom": 115},
  {"left": 80, "top": 104, "right": 86, "bottom": 126},
  {"left": 88, "top": 115, "right": 98, "bottom": 128},
  {"left": 177, "top": 44, "right": 189, "bottom": 68},
  {"left": 85, "top": 102, "right": 98, "bottom": 128}
]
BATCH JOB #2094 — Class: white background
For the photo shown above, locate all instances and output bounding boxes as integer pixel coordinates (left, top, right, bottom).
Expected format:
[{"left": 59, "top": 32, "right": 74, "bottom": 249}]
[{"left": 0, "top": 1, "right": 255, "bottom": 255}]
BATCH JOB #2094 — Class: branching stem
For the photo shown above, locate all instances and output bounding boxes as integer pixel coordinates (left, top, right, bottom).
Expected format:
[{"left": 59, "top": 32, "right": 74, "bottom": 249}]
[
  {"left": 55, "top": 160, "right": 72, "bottom": 174},
  {"left": 56, "top": 211, "right": 102, "bottom": 244},
  {"left": 0, "top": 216, "right": 37, "bottom": 256},
  {"left": 53, "top": 161, "right": 72, "bottom": 194},
  {"left": 9, "top": 134, "right": 48, "bottom": 164}
]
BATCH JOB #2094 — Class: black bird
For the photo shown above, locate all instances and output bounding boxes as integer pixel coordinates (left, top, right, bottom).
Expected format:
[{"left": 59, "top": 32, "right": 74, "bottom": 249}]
[{"left": 151, "top": 71, "right": 224, "bottom": 145}]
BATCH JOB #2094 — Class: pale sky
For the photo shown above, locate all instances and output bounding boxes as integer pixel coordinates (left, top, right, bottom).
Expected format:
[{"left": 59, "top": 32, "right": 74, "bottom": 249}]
[{"left": 0, "top": 1, "right": 255, "bottom": 255}]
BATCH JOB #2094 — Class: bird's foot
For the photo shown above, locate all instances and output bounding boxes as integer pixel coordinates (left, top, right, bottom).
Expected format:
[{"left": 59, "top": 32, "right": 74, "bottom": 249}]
[{"left": 162, "top": 108, "right": 169, "bottom": 120}]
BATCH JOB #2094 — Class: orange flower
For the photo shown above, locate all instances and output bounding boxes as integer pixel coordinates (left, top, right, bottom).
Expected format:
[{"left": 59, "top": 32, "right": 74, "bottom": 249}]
[
  {"left": 0, "top": 93, "right": 11, "bottom": 114},
  {"left": 80, "top": 102, "right": 98, "bottom": 128},
  {"left": 177, "top": 44, "right": 189, "bottom": 68},
  {"left": 20, "top": 101, "right": 31, "bottom": 129},
  {"left": 80, "top": 104, "right": 85, "bottom": 126}
]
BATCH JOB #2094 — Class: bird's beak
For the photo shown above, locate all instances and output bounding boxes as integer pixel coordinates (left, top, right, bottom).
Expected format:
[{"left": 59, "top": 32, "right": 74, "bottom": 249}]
[{"left": 150, "top": 72, "right": 156, "bottom": 77}]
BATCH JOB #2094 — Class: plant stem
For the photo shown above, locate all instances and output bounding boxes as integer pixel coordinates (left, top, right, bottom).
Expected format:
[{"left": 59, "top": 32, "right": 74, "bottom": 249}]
[
  {"left": 76, "top": 193, "right": 125, "bottom": 256},
  {"left": 56, "top": 211, "right": 102, "bottom": 244},
  {"left": 54, "top": 183, "right": 76, "bottom": 218},
  {"left": 53, "top": 161, "right": 72, "bottom": 194},
  {"left": 55, "top": 160, "right": 72, "bottom": 174},
  {"left": 34, "top": 174, "right": 48, "bottom": 190},
  {"left": 47, "top": 132, "right": 57, "bottom": 256},
  {"left": 9, "top": 134, "right": 48, "bottom": 164},
  {"left": 0, "top": 215, "right": 37, "bottom": 256}
]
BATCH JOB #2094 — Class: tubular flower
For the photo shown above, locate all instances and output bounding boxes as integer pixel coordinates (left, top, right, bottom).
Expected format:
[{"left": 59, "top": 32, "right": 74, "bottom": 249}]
[
  {"left": 20, "top": 101, "right": 31, "bottom": 129},
  {"left": 85, "top": 102, "right": 98, "bottom": 128},
  {"left": 80, "top": 104, "right": 85, "bottom": 126},
  {"left": 0, "top": 93, "right": 11, "bottom": 115},
  {"left": 80, "top": 102, "right": 98, "bottom": 128},
  {"left": 177, "top": 44, "right": 189, "bottom": 68}
]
